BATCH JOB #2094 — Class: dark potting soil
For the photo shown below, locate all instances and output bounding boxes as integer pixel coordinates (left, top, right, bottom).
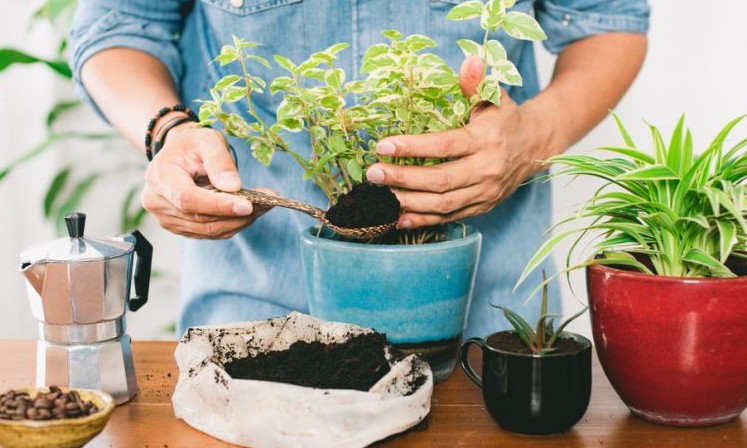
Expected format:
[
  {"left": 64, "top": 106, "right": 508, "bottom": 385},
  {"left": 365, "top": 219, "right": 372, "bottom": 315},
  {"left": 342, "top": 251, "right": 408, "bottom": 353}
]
[
  {"left": 487, "top": 331, "right": 586, "bottom": 355},
  {"left": 325, "top": 183, "right": 400, "bottom": 228},
  {"left": 222, "top": 332, "right": 392, "bottom": 391}
]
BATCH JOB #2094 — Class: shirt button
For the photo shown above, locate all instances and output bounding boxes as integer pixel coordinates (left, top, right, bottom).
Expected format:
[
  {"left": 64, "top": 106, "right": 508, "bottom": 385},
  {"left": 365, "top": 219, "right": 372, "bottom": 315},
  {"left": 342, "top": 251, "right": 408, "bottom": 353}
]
[
  {"left": 231, "top": 0, "right": 244, "bottom": 7},
  {"left": 562, "top": 13, "right": 571, "bottom": 27}
]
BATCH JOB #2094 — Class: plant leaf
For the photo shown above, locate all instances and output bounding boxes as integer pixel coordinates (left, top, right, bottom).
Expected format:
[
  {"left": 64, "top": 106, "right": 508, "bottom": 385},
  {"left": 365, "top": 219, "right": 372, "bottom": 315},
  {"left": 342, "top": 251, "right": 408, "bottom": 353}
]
[
  {"left": 610, "top": 112, "right": 637, "bottom": 148},
  {"left": 596, "top": 146, "right": 654, "bottom": 165},
  {"left": 273, "top": 54, "right": 296, "bottom": 73},
  {"left": 346, "top": 158, "right": 363, "bottom": 182},
  {"left": 682, "top": 248, "right": 735, "bottom": 277},
  {"left": 53, "top": 174, "right": 99, "bottom": 236},
  {"left": 0, "top": 48, "right": 71, "bottom": 78},
  {"left": 43, "top": 167, "right": 70, "bottom": 218},
  {"left": 456, "top": 39, "right": 484, "bottom": 58},
  {"left": 502, "top": 11, "right": 547, "bottom": 40},
  {"left": 445, "top": 0, "right": 484, "bottom": 21},
  {"left": 46, "top": 100, "right": 80, "bottom": 129},
  {"left": 617, "top": 165, "right": 679, "bottom": 181},
  {"left": 716, "top": 220, "right": 736, "bottom": 263}
]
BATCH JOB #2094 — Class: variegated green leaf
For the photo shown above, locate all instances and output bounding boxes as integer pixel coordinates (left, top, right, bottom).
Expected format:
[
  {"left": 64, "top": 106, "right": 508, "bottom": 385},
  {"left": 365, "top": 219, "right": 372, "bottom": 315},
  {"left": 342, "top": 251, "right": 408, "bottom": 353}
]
[
  {"left": 617, "top": 165, "right": 679, "bottom": 181},
  {"left": 273, "top": 54, "right": 296, "bottom": 73},
  {"left": 484, "top": 39, "right": 507, "bottom": 65},
  {"left": 502, "top": 11, "right": 547, "bottom": 40},
  {"left": 404, "top": 34, "right": 437, "bottom": 52},
  {"left": 446, "top": 0, "right": 484, "bottom": 21},
  {"left": 324, "top": 68, "right": 345, "bottom": 89},
  {"left": 346, "top": 158, "right": 363, "bottom": 182},
  {"left": 683, "top": 248, "right": 735, "bottom": 277},
  {"left": 492, "top": 60, "right": 522, "bottom": 86},
  {"left": 456, "top": 39, "right": 484, "bottom": 58}
]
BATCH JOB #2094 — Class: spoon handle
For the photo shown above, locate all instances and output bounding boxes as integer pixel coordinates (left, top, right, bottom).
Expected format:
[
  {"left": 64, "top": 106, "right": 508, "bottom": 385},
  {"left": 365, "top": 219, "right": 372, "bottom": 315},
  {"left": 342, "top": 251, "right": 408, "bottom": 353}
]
[{"left": 205, "top": 185, "right": 326, "bottom": 220}]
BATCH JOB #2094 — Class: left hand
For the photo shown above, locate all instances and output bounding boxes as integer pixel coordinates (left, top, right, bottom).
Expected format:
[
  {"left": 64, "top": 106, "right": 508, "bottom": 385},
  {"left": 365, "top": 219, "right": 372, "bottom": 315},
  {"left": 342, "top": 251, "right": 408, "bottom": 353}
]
[{"left": 365, "top": 56, "right": 547, "bottom": 229}]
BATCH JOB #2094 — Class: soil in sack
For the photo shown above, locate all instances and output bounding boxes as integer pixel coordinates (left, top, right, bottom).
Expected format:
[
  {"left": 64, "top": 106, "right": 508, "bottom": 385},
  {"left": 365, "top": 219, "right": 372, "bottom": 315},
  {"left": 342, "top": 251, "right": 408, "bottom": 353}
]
[{"left": 223, "top": 332, "right": 392, "bottom": 391}]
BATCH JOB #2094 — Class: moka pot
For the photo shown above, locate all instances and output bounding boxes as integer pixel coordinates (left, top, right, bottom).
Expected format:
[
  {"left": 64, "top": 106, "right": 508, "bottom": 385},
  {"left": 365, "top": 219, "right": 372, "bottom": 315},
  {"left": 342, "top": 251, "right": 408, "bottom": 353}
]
[{"left": 19, "top": 212, "right": 152, "bottom": 404}]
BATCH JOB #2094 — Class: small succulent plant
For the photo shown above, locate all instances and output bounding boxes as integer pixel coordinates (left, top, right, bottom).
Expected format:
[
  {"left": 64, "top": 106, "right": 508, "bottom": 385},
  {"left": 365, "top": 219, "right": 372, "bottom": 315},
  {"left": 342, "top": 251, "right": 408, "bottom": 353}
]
[{"left": 496, "top": 272, "right": 587, "bottom": 355}]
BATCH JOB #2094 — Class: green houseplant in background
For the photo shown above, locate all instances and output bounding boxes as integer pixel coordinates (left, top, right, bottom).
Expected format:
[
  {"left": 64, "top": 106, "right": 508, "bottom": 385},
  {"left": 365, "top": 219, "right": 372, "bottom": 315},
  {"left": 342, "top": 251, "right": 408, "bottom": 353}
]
[
  {"left": 459, "top": 275, "right": 591, "bottom": 435},
  {"left": 198, "top": 0, "right": 546, "bottom": 382},
  {"left": 0, "top": 0, "right": 148, "bottom": 235},
  {"left": 0, "top": 0, "right": 173, "bottom": 339},
  {"left": 519, "top": 114, "right": 747, "bottom": 426}
]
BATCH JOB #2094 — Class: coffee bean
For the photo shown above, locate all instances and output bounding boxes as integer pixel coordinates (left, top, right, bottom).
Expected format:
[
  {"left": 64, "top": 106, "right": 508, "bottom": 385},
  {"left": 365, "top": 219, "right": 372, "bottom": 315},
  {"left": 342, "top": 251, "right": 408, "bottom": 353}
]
[
  {"left": 0, "top": 386, "right": 101, "bottom": 421},
  {"left": 34, "top": 398, "right": 52, "bottom": 409}
]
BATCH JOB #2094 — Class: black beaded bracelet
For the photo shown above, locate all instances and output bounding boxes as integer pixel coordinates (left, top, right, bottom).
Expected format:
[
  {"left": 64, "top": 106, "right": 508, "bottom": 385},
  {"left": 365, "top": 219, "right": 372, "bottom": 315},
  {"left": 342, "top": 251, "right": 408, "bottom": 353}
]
[
  {"left": 148, "top": 116, "right": 198, "bottom": 161},
  {"left": 144, "top": 104, "right": 198, "bottom": 160}
]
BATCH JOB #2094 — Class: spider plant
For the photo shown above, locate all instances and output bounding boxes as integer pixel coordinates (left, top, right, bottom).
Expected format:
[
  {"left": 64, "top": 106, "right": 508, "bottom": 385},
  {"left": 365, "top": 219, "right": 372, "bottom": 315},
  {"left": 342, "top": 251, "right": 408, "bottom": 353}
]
[
  {"left": 518, "top": 113, "right": 747, "bottom": 291},
  {"left": 497, "top": 272, "right": 587, "bottom": 355}
]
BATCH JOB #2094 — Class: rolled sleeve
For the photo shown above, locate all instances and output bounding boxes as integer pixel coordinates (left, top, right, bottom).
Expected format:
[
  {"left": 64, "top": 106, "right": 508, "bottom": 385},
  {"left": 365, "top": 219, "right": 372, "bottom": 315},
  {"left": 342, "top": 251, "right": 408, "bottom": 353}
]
[
  {"left": 536, "top": 0, "right": 650, "bottom": 54},
  {"left": 69, "top": 0, "right": 189, "bottom": 120}
]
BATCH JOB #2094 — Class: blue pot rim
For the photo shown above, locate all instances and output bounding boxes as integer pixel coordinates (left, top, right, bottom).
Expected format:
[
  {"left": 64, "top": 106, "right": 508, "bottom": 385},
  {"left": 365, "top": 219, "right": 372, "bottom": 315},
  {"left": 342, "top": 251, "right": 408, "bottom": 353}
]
[{"left": 301, "top": 223, "right": 481, "bottom": 252}]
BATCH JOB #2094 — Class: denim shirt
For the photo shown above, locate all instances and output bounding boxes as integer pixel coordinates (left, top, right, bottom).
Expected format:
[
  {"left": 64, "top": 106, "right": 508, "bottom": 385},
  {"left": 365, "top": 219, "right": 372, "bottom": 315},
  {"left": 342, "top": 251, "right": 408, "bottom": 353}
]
[{"left": 70, "top": 0, "right": 649, "bottom": 339}]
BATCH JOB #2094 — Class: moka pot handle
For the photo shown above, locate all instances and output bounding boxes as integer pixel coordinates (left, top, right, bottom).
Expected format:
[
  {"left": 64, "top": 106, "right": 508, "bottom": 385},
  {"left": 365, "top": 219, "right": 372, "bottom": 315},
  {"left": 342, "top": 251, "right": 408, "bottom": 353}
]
[{"left": 128, "top": 230, "right": 152, "bottom": 312}]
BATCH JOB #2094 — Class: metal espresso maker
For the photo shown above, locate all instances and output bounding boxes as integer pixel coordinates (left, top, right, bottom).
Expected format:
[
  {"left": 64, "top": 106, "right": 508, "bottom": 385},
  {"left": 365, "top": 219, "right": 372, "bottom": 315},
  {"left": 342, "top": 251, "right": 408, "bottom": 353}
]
[{"left": 19, "top": 212, "right": 152, "bottom": 405}]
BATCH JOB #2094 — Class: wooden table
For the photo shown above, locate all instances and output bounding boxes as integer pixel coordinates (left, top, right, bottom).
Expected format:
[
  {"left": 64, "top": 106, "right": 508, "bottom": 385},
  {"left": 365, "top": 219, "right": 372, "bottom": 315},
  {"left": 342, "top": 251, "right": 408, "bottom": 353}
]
[{"left": 1, "top": 340, "right": 744, "bottom": 447}]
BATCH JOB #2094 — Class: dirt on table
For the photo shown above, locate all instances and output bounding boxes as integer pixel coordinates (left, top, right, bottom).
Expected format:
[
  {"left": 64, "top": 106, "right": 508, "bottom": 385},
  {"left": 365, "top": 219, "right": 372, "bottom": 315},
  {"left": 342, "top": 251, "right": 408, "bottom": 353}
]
[
  {"left": 222, "top": 332, "right": 392, "bottom": 391},
  {"left": 325, "top": 183, "right": 400, "bottom": 229}
]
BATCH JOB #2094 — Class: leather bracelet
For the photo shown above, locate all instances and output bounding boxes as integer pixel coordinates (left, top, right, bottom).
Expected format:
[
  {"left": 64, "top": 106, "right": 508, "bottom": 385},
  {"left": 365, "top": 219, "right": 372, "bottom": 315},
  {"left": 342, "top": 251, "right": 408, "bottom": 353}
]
[
  {"left": 144, "top": 104, "right": 198, "bottom": 160},
  {"left": 148, "top": 116, "right": 198, "bottom": 161}
]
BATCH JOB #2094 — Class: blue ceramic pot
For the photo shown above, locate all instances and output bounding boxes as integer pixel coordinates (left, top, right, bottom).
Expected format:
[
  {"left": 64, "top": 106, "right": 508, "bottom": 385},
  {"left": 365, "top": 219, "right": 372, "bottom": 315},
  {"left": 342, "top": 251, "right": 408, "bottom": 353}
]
[{"left": 300, "top": 223, "right": 482, "bottom": 382}]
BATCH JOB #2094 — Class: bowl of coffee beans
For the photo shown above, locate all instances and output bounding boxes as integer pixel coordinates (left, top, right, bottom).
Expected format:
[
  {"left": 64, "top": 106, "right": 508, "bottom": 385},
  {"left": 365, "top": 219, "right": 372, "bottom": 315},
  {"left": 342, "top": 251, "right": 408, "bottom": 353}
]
[{"left": 0, "top": 385, "right": 114, "bottom": 448}]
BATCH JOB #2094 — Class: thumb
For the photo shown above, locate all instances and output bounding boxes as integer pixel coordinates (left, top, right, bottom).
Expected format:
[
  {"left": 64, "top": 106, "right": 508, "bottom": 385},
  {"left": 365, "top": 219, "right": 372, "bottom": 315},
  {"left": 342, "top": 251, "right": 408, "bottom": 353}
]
[
  {"left": 203, "top": 146, "right": 242, "bottom": 192},
  {"left": 459, "top": 55, "right": 484, "bottom": 98}
]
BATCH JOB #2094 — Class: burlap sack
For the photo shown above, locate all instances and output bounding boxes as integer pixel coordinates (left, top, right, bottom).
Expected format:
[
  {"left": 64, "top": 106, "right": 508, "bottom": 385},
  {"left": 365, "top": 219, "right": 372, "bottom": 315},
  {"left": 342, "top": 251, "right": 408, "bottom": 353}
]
[{"left": 172, "top": 312, "right": 433, "bottom": 448}]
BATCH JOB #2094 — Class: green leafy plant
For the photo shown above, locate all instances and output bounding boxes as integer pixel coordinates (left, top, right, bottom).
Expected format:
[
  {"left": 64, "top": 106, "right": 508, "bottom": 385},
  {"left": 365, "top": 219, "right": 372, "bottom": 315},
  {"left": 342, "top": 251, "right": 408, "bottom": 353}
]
[
  {"left": 198, "top": 0, "right": 546, "bottom": 204},
  {"left": 518, "top": 114, "right": 747, "bottom": 291},
  {"left": 497, "top": 272, "right": 587, "bottom": 354}
]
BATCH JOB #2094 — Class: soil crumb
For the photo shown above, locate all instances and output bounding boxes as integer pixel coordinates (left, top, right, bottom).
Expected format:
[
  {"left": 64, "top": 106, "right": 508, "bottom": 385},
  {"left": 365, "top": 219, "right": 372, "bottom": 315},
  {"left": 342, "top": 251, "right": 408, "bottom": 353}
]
[{"left": 325, "top": 183, "right": 400, "bottom": 229}]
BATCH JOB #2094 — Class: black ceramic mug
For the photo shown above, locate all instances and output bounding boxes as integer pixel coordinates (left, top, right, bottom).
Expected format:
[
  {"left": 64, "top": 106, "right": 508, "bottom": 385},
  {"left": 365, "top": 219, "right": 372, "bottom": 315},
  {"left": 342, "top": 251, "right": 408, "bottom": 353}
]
[{"left": 459, "top": 331, "right": 592, "bottom": 435}]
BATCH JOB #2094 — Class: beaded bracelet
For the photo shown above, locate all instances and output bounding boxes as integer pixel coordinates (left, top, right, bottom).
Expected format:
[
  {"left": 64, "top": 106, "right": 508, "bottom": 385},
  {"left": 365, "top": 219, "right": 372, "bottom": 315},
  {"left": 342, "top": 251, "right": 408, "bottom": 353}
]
[
  {"left": 148, "top": 116, "right": 198, "bottom": 161},
  {"left": 144, "top": 104, "right": 198, "bottom": 161}
]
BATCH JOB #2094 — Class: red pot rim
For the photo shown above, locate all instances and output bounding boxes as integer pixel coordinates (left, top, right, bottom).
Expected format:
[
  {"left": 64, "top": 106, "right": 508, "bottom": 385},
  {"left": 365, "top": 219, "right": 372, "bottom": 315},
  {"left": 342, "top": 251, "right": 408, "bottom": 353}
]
[{"left": 586, "top": 263, "right": 747, "bottom": 285}]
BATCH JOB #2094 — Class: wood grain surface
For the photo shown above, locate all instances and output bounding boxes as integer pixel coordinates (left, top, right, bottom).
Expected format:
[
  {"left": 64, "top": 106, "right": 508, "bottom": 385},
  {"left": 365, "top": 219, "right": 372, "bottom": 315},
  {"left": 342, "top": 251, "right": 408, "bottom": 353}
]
[{"left": 0, "top": 340, "right": 744, "bottom": 448}]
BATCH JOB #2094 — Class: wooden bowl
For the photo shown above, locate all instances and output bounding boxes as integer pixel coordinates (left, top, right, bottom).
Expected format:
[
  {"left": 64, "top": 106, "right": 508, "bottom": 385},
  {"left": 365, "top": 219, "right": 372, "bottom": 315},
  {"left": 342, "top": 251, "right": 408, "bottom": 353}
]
[{"left": 0, "top": 387, "right": 114, "bottom": 448}]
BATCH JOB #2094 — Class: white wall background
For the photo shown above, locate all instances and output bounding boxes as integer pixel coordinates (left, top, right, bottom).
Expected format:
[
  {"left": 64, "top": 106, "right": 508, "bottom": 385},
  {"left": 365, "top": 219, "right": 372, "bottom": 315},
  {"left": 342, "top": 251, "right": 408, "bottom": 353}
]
[{"left": 1, "top": 0, "right": 746, "bottom": 340}]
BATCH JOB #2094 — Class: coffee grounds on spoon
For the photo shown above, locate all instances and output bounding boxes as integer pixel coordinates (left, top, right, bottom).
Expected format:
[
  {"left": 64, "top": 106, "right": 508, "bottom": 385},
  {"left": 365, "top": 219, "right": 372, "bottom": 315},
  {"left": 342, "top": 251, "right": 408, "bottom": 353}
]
[{"left": 325, "top": 183, "right": 400, "bottom": 229}]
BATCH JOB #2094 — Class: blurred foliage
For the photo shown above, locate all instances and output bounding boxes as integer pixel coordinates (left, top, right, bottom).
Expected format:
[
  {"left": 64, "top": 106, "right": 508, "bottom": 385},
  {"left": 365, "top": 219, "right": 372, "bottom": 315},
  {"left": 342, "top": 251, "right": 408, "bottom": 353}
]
[{"left": 0, "top": 0, "right": 148, "bottom": 235}]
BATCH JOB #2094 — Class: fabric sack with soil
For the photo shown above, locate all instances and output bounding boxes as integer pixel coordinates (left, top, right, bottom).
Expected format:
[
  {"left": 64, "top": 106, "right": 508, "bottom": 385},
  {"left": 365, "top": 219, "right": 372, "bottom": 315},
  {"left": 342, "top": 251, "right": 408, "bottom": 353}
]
[{"left": 172, "top": 312, "right": 433, "bottom": 448}]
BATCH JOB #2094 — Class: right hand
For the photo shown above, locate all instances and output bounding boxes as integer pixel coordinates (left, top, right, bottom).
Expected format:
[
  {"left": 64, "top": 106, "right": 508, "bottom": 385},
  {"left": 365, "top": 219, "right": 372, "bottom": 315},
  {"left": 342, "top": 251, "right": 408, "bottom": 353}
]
[{"left": 141, "top": 122, "right": 274, "bottom": 239}]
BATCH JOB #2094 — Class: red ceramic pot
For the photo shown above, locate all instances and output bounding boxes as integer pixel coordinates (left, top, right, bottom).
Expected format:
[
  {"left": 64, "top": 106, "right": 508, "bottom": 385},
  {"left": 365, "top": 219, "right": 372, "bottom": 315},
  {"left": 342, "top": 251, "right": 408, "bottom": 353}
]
[{"left": 587, "top": 264, "right": 747, "bottom": 426}]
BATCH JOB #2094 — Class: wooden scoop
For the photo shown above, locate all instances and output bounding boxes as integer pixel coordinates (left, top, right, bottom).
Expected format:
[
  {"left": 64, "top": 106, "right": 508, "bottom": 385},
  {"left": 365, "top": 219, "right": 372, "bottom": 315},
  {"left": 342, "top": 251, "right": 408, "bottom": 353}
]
[{"left": 205, "top": 185, "right": 396, "bottom": 239}]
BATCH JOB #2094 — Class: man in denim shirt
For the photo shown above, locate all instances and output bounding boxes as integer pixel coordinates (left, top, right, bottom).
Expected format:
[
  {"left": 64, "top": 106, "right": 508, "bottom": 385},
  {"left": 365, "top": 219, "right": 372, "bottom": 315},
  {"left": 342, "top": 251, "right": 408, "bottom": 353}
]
[{"left": 69, "top": 0, "right": 649, "bottom": 338}]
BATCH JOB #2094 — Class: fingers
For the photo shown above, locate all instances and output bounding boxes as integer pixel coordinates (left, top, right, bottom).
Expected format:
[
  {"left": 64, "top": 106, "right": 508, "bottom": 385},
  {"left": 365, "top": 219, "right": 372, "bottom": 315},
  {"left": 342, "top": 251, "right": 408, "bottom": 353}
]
[
  {"left": 373, "top": 126, "right": 473, "bottom": 160},
  {"left": 394, "top": 182, "right": 500, "bottom": 215},
  {"left": 397, "top": 203, "right": 493, "bottom": 229},
  {"left": 142, "top": 186, "right": 275, "bottom": 239},
  {"left": 459, "top": 55, "right": 484, "bottom": 97},
  {"left": 142, "top": 124, "right": 271, "bottom": 238},
  {"left": 367, "top": 157, "right": 482, "bottom": 193},
  {"left": 202, "top": 139, "right": 243, "bottom": 192}
]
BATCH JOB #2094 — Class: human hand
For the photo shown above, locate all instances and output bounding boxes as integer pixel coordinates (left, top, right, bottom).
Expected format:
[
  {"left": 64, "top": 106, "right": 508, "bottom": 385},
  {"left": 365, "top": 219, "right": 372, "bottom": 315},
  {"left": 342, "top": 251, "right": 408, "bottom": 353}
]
[
  {"left": 141, "top": 122, "right": 274, "bottom": 239},
  {"left": 365, "top": 56, "right": 548, "bottom": 229}
]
